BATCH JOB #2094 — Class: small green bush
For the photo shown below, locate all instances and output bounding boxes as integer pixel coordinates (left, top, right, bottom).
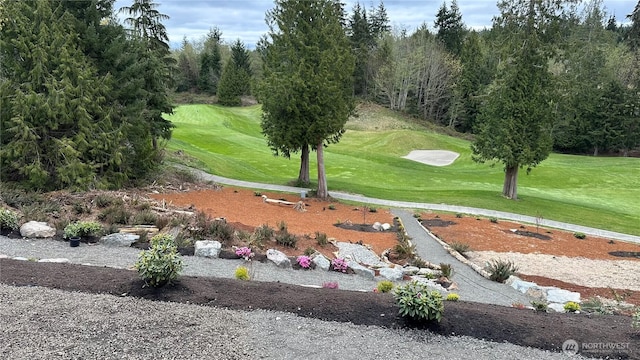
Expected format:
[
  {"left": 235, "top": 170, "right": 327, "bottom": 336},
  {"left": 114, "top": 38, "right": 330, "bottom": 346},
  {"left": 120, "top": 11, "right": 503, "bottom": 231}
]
[
  {"left": 376, "top": 280, "right": 394, "bottom": 293},
  {"left": 449, "top": 242, "right": 471, "bottom": 257},
  {"left": 531, "top": 300, "right": 548, "bottom": 313},
  {"left": 252, "top": 224, "right": 275, "bottom": 247},
  {"left": 134, "top": 234, "right": 183, "bottom": 288},
  {"left": 207, "top": 220, "right": 234, "bottom": 245},
  {"left": 439, "top": 263, "right": 453, "bottom": 278},
  {"left": 394, "top": 281, "right": 444, "bottom": 323},
  {"left": 131, "top": 210, "right": 158, "bottom": 225},
  {"left": 632, "top": 308, "right": 640, "bottom": 330},
  {"left": 94, "top": 194, "right": 122, "bottom": 208},
  {"left": 446, "top": 293, "right": 460, "bottom": 301},
  {"left": 303, "top": 247, "right": 316, "bottom": 256},
  {"left": 455, "top": 213, "right": 463, "bottom": 218},
  {"left": 276, "top": 231, "right": 298, "bottom": 248},
  {"left": 63, "top": 221, "right": 102, "bottom": 239},
  {"left": 369, "top": 207, "right": 377, "bottom": 213},
  {"left": 489, "top": 217, "right": 498, "bottom": 223},
  {"left": 98, "top": 205, "right": 131, "bottom": 225},
  {"left": 486, "top": 259, "right": 518, "bottom": 283},
  {"left": 573, "top": 232, "right": 586, "bottom": 239},
  {"left": 315, "top": 231, "right": 328, "bottom": 246},
  {"left": 564, "top": 301, "right": 581, "bottom": 313},
  {"left": 327, "top": 204, "right": 336, "bottom": 210},
  {"left": 0, "top": 208, "right": 20, "bottom": 231},
  {"left": 235, "top": 266, "right": 250, "bottom": 281},
  {"left": 277, "top": 220, "right": 288, "bottom": 232}
]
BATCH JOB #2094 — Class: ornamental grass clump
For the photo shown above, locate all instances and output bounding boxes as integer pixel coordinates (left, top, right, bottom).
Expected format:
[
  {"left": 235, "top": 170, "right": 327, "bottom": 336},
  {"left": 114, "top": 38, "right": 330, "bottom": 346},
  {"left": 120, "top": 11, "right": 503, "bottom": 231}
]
[
  {"left": 394, "top": 281, "right": 444, "bottom": 323},
  {"left": 0, "top": 208, "right": 19, "bottom": 231},
  {"left": 134, "top": 234, "right": 183, "bottom": 288},
  {"left": 376, "top": 280, "right": 394, "bottom": 293},
  {"left": 486, "top": 259, "right": 518, "bottom": 283},
  {"left": 235, "top": 266, "right": 250, "bottom": 281}
]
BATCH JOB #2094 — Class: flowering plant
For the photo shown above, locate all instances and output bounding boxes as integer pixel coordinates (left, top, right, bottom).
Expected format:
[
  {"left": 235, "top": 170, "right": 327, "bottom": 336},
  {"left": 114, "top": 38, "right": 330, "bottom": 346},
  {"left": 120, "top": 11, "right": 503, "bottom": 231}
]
[
  {"left": 296, "top": 255, "right": 311, "bottom": 269},
  {"left": 235, "top": 246, "right": 254, "bottom": 261},
  {"left": 331, "top": 257, "right": 348, "bottom": 273},
  {"left": 322, "top": 281, "right": 339, "bottom": 289}
]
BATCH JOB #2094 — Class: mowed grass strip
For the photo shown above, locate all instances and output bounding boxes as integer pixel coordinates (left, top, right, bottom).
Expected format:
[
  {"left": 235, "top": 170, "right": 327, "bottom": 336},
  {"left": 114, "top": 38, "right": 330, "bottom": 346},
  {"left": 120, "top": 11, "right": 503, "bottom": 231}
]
[{"left": 165, "top": 104, "right": 640, "bottom": 236}]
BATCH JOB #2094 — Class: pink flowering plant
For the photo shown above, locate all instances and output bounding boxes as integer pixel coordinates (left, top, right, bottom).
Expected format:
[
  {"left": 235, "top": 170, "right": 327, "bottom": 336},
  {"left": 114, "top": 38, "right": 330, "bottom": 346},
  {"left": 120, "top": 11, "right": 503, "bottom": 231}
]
[
  {"left": 331, "top": 257, "right": 348, "bottom": 273},
  {"left": 296, "top": 255, "right": 311, "bottom": 269},
  {"left": 235, "top": 246, "right": 254, "bottom": 261},
  {"left": 322, "top": 281, "right": 339, "bottom": 289}
]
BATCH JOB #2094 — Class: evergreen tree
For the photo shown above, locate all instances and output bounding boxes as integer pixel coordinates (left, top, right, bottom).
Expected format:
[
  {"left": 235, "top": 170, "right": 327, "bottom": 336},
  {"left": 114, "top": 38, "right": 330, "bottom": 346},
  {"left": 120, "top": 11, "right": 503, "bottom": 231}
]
[
  {"left": 453, "top": 31, "right": 486, "bottom": 132},
  {"left": 434, "top": 0, "right": 466, "bottom": 57},
  {"left": 0, "top": 0, "right": 120, "bottom": 189},
  {"left": 472, "top": 0, "right": 577, "bottom": 200},
  {"left": 626, "top": 1, "right": 640, "bottom": 50},
  {"left": 259, "top": 0, "right": 355, "bottom": 198},
  {"left": 198, "top": 28, "right": 222, "bottom": 94},
  {"left": 218, "top": 40, "right": 252, "bottom": 106}
]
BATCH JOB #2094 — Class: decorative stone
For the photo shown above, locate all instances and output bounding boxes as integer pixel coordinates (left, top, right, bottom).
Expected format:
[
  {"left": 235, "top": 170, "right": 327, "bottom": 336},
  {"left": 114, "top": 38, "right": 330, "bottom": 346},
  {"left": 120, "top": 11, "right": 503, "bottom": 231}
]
[
  {"left": 194, "top": 240, "right": 222, "bottom": 258},
  {"left": 546, "top": 288, "right": 580, "bottom": 304},
  {"left": 336, "top": 242, "right": 386, "bottom": 267},
  {"left": 100, "top": 233, "right": 139, "bottom": 247},
  {"left": 38, "top": 258, "right": 70, "bottom": 263},
  {"left": 372, "top": 222, "right": 382, "bottom": 231},
  {"left": 548, "top": 303, "right": 566, "bottom": 313},
  {"left": 379, "top": 267, "right": 404, "bottom": 281},
  {"left": 381, "top": 223, "right": 391, "bottom": 231},
  {"left": 312, "top": 254, "right": 331, "bottom": 271},
  {"left": 266, "top": 249, "right": 291, "bottom": 268},
  {"left": 20, "top": 221, "right": 56, "bottom": 238},
  {"left": 510, "top": 279, "right": 538, "bottom": 293},
  {"left": 347, "top": 260, "right": 375, "bottom": 280}
]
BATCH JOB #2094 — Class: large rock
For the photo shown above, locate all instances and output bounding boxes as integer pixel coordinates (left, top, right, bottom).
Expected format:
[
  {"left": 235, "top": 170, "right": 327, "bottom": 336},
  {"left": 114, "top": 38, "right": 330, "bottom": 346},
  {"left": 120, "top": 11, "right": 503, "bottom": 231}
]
[
  {"left": 379, "top": 267, "right": 404, "bottom": 281},
  {"left": 266, "top": 249, "right": 291, "bottom": 268},
  {"left": 20, "top": 221, "right": 56, "bottom": 238},
  {"left": 194, "top": 240, "right": 222, "bottom": 258},
  {"left": 510, "top": 279, "right": 538, "bottom": 293},
  {"left": 100, "top": 233, "right": 139, "bottom": 247},
  {"left": 347, "top": 260, "right": 375, "bottom": 280},
  {"left": 312, "top": 254, "right": 331, "bottom": 271},
  {"left": 336, "top": 242, "right": 386, "bottom": 267},
  {"left": 546, "top": 288, "right": 580, "bottom": 304},
  {"left": 402, "top": 266, "right": 420, "bottom": 275}
]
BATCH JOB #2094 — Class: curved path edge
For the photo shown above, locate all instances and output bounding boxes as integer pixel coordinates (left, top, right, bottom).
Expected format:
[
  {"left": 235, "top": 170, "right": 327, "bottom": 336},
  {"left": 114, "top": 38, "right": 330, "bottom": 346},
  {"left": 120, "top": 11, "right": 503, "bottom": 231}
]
[{"left": 183, "top": 166, "right": 640, "bottom": 245}]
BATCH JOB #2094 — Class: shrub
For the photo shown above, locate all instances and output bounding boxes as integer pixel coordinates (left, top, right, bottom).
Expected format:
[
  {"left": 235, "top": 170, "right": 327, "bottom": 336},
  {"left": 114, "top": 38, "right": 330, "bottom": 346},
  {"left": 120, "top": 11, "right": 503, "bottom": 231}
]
[
  {"left": 252, "top": 224, "right": 275, "bottom": 247},
  {"left": 581, "top": 297, "right": 614, "bottom": 315},
  {"left": 449, "top": 242, "right": 471, "bottom": 256},
  {"left": 169, "top": 214, "right": 192, "bottom": 228},
  {"left": 531, "top": 300, "right": 548, "bottom": 313},
  {"left": 632, "top": 308, "right": 640, "bottom": 330},
  {"left": 330, "top": 257, "right": 349, "bottom": 273},
  {"left": 254, "top": 191, "right": 262, "bottom": 197},
  {"left": 296, "top": 255, "right": 311, "bottom": 269},
  {"left": 0, "top": 208, "right": 20, "bottom": 231},
  {"left": 275, "top": 231, "right": 297, "bottom": 248},
  {"left": 207, "top": 220, "right": 234, "bottom": 245},
  {"left": 277, "top": 220, "right": 288, "bottom": 232},
  {"left": 439, "top": 263, "right": 453, "bottom": 278},
  {"left": 327, "top": 204, "right": 336, "bottom": 210},
  {"left": 376, "top": 280, "right": 394, "bottom": 293},
  {"left": 155, "top": 215, "right": 170, "bottom": 230},
  {"left": 455, "top": 213, "right": 463, "bottom": 218},
  {"left": 303, "top": 247, "right": 316, "bottom": 256},
  {"left": 98, "top": 205, "right": 131, "bottom": 225},
  {"left": 134, "top": 234, "right": 183, "bottom": 288},
  {"left": 369, "top": 207, "right": 377, "bottom": 213},
  {"left": 322, "top": 281, "right": 339, "bottom": 289},
  {"left": 564, "top": 301, "right": 581, "bottom": 313},
  {"left": 130, "top": 210, "right": 157, "bottom": 225},
  {"left": 446, "top": 293, "right": 460, "bottom": 301},
  {"left": 489, "top": 217, "right": 498, "bottom": 223},
  {"left": 94, "top": 194, "right": 122, "bottom": 208},
  {"left": 63, "top": 221, "right": 102, "bottom": 239},
  {"left": 315, "top": 231, "right": 328, "bottom": 246},
  {"left": 72, "top": 202, "right": 91, "bottom": 215},
  {"left": 235, "top": 266, "right": 250, "bottom": 281},
  {"left": 394, "top": 281, "right": 444, "bottom": 323},
  {"left": 573, "top": 232, "right": 586, "bottom": 239},
  {"left": 486, "top": 259, "right": 518, "bottom": 283}
]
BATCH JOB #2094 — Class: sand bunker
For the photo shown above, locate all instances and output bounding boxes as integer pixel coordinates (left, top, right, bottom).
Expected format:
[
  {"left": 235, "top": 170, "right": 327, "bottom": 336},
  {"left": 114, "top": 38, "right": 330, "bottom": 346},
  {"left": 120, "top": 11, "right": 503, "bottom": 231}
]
[{"left": 402, "top": 150, "right": 460, "bottom": 166}]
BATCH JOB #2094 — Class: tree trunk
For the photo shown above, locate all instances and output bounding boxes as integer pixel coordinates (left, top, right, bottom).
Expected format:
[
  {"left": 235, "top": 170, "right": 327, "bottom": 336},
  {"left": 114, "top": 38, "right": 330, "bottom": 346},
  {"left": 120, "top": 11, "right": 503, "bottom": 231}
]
[
  {"left": 297, "top": 144, "right": 310, "bottom": 185},
  {"left": 316, "top": 141, "right": 328, "bottom": 199},
  {"left": 502, "top": 166, "right": 518, "bottom": 200},
  {"left": 593, "top": 146, "right": 599, "bottom": 157}
]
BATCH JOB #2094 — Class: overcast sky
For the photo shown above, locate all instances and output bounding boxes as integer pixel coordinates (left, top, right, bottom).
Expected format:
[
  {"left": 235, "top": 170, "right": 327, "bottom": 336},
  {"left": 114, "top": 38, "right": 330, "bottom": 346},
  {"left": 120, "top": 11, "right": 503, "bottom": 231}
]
[{"left": 112, "top": 0, "right": 636, "bottom": 48}]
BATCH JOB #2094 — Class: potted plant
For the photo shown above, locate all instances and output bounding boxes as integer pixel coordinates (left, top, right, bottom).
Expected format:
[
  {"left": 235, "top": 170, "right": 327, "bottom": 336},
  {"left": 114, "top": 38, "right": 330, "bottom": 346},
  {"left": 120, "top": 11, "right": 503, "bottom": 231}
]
[{"left": 64, "top": 221, "right": 102, "bottom": 247}]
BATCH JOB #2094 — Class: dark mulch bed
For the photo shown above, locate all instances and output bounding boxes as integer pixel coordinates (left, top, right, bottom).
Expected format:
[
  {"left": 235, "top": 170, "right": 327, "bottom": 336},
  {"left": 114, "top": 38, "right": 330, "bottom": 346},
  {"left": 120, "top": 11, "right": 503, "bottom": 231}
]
[
  {"left": 420, "top": 218, "right": 457, "bottom": 228},
  {"left": 511, "top": 230, "right": 552, "bottom": 241},
  {"left": 0, "top": 259, "right": 637, "bottom": 359},
  {"left": 609, "top": 251, "right": 640, "bottom": 259},
  {"left": 334, "top": 222, "right": 398, "bottom": 233}
]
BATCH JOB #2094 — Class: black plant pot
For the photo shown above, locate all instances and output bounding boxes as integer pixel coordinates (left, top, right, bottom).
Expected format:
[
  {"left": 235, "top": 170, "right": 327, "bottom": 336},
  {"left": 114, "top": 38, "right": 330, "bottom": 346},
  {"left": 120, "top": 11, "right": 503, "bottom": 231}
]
[{"left": 69, "top": 237, "right": 81, "bottom": 247}]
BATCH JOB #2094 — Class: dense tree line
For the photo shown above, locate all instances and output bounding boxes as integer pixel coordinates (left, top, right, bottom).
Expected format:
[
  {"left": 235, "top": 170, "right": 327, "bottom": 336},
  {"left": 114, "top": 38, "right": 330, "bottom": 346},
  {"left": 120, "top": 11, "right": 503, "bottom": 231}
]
[{"left": 0, "top": 0, "right": 175, "bottom": 190}]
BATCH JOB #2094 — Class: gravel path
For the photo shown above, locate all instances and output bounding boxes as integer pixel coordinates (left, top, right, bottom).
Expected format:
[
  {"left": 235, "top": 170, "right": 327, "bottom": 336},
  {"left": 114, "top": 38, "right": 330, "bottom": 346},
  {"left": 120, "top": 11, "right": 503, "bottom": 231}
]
[{"left": 0, "top": 285, "right": 586, "bottom": 360}]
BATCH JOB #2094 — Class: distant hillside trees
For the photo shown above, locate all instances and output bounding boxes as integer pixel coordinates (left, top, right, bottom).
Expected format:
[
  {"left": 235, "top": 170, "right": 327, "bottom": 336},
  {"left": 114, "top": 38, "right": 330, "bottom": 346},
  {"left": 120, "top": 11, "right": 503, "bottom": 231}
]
[
  {"left": 0, "top": 0, "right": 174, "bottom": 190},
  {"left": 218, "top": 39, "right": 253, "bottom": 106}
]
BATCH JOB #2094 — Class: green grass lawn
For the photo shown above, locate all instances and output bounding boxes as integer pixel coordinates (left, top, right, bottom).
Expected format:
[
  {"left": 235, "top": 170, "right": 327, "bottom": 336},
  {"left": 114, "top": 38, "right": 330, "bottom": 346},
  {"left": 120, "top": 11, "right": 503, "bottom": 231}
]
[{"left": 165, "top": 104, "right": 640, "bottom": 236}]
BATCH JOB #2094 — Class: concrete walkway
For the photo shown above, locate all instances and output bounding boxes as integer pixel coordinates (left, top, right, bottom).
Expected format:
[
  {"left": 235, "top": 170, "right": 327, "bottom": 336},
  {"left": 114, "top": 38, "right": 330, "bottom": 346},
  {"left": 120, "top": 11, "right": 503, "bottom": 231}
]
[
  {"left": 393, "top": 209, "right": 532, "bottom": 307},
  {"left": 187, "top": 167, "right": 640, "bottom": 245}
]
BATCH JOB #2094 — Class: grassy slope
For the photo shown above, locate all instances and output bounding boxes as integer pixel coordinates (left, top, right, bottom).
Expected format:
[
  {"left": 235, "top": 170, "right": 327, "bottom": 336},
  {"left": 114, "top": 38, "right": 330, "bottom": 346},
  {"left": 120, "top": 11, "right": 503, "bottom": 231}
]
[{"left": 165, "top": 104, "right": 640, "bottom": 235}]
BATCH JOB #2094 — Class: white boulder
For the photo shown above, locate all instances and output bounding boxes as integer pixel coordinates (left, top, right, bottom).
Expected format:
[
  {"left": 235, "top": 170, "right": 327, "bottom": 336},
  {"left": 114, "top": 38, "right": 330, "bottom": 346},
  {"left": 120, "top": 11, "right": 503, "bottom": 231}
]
[
  {"left": 194, "top": 240, "right": 222, "bottom": 258},
  {"left": 20, "top": 221, "right": 56, "bottom": 238},
  {"left": 266, "top": 249, "right": 291, "bottom": 268}
]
